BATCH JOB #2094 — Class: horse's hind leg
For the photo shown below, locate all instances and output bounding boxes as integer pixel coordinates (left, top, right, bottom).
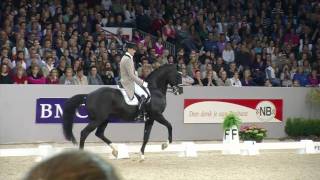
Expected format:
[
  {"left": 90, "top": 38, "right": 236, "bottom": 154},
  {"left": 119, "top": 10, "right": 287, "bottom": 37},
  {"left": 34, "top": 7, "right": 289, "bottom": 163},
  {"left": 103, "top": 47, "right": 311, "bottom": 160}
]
[
  {"left": 79, "top": 121, "right": 101, "bottom": 149},
  {"left": 95, "top": 120, "right": 118, "bottom": 157}
]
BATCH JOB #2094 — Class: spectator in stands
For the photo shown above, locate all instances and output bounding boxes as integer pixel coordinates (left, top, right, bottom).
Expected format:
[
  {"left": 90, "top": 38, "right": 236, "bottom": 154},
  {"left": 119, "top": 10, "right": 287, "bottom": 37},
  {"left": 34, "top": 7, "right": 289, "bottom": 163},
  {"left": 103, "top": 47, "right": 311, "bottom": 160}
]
[
  {"left": 101, "top": 62, "right": 116, "bottom": 85},
  {"left": 252, "top": 68, "right": 266, "bottom": 86},
  {"left": 59, "top": 67, "right": 76, "bottom": 85},
  {"left": 154, "top": 37, "right": 164, "bottom": 56},
  {"left": 213, "top": 57, "right": 227, "bottom": 75},
  {"left": 222, "top": 42, "right": 235, "bottom": 65},
  {"left": 308, "top": 69, "right": 319, "bottom": 87},
  {"left": 72, "top": 58, "right": 82, "bottom": 74},
  {"left": 46, "top": 69, "right": 59, "bottom": 84},
  {"left": 265, "top": 60, "right": 281, "bottom": 86},
  {"left": 202, "top": 70, "right": 217, "bottom": 86},
  {"left": 241, "top": 69, "right": 255, "bottom": 86},
  {"left": 192, "top": 70, "right": 203, "bottom": 86},
  {"left": 26, "top": 48, "right": 43, "bottom": 68},
  {"left": 181, "top": 67, "right": 194, "bottom": 86},
  {"left": 201, "top": 63, "right": 214, "bottom": 79},
  {"left": 227, "top": 62, "right": 238, "bottom": 78},
  {"left": 57, "top": 56, "right": 67, "bottom": 78},
  {"left": 139, "top": 64, "right": 152, "bottom": 80},
  {"left": 23, "top": 150, "right": 121, "bottom": 180},
  {"left": 1, "top": 57, "right": 13, "bottom": 70},
  {"left": 42, "top": 56, "right": 55, "bottom": 78},
  {"left": 162, "top": 19, "right": 176, "bottom": 43},
  {"left": 12, "top": 39, "right": 29, "bottom": 60},
  {"left": 216, "top": 71, "right": 231, "bottom": 86},
  {"left": 88, "top": 66, "right": 103, "bottom": 85},
  {"left": 12, "top": 66, "right": 28, "bottom": 84},
  {"left": 74, "top": 68, "right": 88, "bottom": 85},
  {"left": 292, "top": 79, "right": 301, "bottom": 87},
  {"left": 293, "top": 66, "right": 309, "bottom": 87},
  {"left": 251, "top": 54, "right": 265, "bottom": 72},
  {"left": 0, "top": 64, "right": 13, "bottom": 84},
  {"left": 203, "top": 32, "right": 218, "bottom": 54},
  {"left": 280, "top": 65, "right": 293, "bottom": 87},
  {"left": 12, "top": 50, "right": 27, "bottom": 70},
  {"left": 229, "top": 72, "right": 242, "bottom": 87},
  {"left": 264, "top": 79, "right": 273, "bottom": 87},
  {"left": 27, "top": 64, "right": 46, "bottom": 84},
  {"left": 236, "top": 44, "right": 252, "bottom": 69}
]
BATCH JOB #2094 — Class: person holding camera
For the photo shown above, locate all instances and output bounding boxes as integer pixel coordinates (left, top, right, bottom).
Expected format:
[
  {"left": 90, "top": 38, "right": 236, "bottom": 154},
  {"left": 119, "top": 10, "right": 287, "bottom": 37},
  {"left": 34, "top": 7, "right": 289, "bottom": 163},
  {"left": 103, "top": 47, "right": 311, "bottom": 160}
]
[{"left": 101, "top": 62, "right": 116, "bottom": 85}]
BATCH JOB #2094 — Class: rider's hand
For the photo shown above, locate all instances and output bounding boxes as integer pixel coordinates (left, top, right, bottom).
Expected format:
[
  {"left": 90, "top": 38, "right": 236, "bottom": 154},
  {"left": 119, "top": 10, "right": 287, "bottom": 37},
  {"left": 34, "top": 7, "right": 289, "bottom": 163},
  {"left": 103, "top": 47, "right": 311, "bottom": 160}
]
[{"left": 143, "top": 81, "right": 148, "bottom": 88}]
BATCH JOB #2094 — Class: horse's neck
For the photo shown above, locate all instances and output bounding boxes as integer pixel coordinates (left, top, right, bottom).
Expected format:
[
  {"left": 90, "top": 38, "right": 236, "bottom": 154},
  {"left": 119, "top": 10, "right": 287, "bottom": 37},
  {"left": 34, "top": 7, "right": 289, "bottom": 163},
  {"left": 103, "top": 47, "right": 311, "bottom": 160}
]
[
  {"left": 149, "top": 80, "right": 168, "bottom": 95},
  {"left": 147, "top": 65, "right": 176, "bottom": 95}
]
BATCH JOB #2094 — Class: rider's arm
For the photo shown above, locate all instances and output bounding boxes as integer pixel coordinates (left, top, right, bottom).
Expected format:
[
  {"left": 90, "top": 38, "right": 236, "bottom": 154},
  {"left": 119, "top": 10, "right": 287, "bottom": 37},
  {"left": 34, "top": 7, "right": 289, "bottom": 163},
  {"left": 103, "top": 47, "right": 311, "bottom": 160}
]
[{"left": 125, "top": 58, "right": 144, "bottom": 86}]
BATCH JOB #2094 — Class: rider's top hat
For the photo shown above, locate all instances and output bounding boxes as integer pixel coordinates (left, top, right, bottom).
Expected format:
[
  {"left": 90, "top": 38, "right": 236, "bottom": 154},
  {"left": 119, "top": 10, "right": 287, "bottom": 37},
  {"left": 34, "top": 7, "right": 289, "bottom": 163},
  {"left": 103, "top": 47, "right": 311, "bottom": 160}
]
[{"left": 125, "top": 41, "right": 137, "bottom": 50}]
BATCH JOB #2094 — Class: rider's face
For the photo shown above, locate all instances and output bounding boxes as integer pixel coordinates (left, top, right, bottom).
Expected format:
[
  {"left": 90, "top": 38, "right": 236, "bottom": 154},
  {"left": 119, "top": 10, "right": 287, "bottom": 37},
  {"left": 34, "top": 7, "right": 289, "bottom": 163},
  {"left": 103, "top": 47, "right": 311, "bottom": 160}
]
[{"left": 128, "top": 48, "right": 136, "bottom": 56}]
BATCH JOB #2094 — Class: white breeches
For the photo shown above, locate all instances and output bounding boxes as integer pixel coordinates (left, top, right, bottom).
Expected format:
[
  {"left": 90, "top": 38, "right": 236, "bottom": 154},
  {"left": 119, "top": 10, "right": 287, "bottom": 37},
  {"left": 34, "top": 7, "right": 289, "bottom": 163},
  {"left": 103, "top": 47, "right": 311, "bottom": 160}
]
[{"left": 134, "top": 83, "right": 150, "bottom": 98}]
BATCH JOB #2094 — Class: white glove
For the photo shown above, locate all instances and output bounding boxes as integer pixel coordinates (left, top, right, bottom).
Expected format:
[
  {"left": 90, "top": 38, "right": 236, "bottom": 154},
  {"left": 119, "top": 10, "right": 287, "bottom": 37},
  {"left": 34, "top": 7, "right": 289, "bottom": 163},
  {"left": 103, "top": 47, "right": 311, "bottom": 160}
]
[{"left": 142, "top": 81, "right": 148, "bottom": 88}]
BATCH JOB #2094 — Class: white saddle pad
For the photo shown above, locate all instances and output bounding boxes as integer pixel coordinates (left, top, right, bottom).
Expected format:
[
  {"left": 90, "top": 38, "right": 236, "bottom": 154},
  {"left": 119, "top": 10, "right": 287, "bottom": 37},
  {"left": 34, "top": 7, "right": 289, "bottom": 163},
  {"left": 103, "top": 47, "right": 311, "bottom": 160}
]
[{"left": 117, "top": 86, "right": 139, "bottom": 106}]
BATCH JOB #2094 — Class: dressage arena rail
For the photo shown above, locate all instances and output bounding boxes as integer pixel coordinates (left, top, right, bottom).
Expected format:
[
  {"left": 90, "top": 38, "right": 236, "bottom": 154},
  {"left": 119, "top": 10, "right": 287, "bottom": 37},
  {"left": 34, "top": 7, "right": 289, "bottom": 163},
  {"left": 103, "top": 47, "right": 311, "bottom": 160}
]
[{"left": 1, "top": 141, "right": 320, "bottom": 158}]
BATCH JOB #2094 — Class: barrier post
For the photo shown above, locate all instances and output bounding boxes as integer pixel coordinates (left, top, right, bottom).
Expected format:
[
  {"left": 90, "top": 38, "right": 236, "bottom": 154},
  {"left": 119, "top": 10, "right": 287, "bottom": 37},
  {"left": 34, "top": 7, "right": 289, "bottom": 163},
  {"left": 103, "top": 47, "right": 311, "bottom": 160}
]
[
  {"left": 178, "top": 142, "right": 197, "bottom": 157},
  {"left": 241, "top": 141, "right": 259, "bottom": 155},
  {"left": 298, "top": 140, "right": 315, "bottom": 154}
]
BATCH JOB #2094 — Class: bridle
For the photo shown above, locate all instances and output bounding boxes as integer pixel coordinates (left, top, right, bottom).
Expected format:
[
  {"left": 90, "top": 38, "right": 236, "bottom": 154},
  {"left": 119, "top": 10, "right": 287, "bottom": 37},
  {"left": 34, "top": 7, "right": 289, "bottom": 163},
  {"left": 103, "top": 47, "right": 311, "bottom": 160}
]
[{"left": 169, "top": 71, "right": 183, "bottom": 95}]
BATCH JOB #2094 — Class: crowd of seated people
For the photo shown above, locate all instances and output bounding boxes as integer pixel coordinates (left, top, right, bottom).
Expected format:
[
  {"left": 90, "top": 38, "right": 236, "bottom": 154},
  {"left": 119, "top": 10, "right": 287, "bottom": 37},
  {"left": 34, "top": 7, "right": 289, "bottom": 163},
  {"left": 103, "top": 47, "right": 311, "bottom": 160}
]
[{"left": 0, "top": 0, "right": 319, "bottom": 87}]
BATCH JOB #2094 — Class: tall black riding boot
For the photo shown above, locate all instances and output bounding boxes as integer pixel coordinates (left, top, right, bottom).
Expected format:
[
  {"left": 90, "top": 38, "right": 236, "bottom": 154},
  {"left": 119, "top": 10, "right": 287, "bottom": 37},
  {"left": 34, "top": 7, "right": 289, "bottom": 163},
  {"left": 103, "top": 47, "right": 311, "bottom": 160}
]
[
  {"left": 138, "top": 95, "right": 147, "bottom": 111},
  {"left": 136, "top": 95, "right": 147, "bottom": 121}
]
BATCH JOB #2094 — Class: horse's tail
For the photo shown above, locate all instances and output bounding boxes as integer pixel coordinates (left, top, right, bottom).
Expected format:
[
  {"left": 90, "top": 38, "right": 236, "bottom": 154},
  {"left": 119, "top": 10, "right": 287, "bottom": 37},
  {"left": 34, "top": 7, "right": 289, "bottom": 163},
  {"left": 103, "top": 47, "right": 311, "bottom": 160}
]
[{"left": 62, "top": 94, "right": 87, "bottom": 145}]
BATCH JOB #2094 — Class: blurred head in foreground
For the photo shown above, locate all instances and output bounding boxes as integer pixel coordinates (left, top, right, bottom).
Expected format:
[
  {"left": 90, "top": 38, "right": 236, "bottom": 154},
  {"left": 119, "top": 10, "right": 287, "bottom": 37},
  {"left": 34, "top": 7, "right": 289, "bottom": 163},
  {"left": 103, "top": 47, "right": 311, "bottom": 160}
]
[{"left": 23, "top": 150, "right": 121, "bottom": 180}]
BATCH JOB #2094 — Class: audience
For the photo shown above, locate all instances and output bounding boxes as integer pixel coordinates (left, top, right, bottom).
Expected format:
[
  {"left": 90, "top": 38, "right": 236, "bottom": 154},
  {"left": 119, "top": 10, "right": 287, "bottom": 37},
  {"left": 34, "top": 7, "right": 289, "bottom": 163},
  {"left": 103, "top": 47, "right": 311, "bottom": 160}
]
[{"left": 0, "top": 0, "right": 319, "bottom": 88}]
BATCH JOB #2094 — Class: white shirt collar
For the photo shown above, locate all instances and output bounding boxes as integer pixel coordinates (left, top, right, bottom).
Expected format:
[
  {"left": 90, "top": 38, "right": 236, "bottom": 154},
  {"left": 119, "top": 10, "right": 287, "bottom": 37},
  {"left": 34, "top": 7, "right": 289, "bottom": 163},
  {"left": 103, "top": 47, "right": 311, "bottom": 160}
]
[{"left": 125, "top": 52, "right": 133, "bottom": 59}]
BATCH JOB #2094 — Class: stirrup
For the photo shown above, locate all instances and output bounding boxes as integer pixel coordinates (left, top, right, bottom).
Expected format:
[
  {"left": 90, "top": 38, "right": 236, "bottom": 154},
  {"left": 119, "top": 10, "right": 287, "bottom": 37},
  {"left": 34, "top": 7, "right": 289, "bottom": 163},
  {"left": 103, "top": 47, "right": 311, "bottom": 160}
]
[{"left": 135, "top": 112, "right": 148, "bottom": 122}]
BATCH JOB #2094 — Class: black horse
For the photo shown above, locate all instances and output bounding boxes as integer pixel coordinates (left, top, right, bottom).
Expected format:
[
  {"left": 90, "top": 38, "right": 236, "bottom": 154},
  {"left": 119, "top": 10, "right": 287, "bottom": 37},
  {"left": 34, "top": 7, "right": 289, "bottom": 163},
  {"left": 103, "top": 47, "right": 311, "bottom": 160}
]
[{"left": 62, "top": 64, "right": 183, "bottom": 159}]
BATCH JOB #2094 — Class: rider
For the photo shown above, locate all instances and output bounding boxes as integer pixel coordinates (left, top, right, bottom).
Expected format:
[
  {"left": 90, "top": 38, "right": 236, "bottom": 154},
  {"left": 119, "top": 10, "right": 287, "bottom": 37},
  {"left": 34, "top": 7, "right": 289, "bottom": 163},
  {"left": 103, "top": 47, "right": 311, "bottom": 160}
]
[{"left": 119, "top": 42, "right": 150, "bottom": 121}]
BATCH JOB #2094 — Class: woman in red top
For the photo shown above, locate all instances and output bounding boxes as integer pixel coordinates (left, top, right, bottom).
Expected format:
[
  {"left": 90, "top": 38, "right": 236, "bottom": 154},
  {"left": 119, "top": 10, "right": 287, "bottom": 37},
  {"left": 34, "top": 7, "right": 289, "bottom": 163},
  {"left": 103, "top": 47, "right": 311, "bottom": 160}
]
[
  {"left": 27, "top": 64, "right": 46, "bottom": 84},
  {"left": 12, "top": 66, "right": 28, "bottom": 84},
  {"left": 162, "top": 19, "right": 176, "bottom": 42},
  {"left": 308, "top": 69, "right": 320, "bottom": 87},
  {"left": 46, "top": 68, "right": 60, "bottom": 84}
]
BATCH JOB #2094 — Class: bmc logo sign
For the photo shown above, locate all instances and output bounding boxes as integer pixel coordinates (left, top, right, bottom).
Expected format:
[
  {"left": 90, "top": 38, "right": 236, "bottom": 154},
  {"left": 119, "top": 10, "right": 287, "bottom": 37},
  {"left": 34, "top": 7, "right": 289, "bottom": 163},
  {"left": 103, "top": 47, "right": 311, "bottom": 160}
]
[
  {"left": 35, "top": 98, "right": 127, "bottom": 123},
  {"left": 36, "top": 98, "right": 89, "bottom": 123}
]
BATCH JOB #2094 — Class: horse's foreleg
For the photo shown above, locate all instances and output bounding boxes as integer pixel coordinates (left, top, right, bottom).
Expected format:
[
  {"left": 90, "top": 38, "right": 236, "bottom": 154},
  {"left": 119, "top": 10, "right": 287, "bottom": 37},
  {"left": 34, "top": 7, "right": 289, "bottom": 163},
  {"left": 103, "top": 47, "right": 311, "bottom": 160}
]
[
  {"left": 80, "top": 121, "right": 101, "bottom": 149},
  {"left": 155, "top": 114, "right": 173, "bottom": 149},
  {"left": 140, "top": 120, "right": 154, "bottom": 160}
]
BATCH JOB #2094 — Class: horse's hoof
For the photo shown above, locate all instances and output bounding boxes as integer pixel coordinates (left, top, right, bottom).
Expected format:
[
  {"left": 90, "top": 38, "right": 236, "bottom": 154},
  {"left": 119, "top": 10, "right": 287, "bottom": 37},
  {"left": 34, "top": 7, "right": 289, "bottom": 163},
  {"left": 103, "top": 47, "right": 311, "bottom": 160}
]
[
  {"left": 112, "top": 150, "right": 118, "bottom": 158},
  {"left": 161, "top": 140, "right": 169, "bottom": 150},
  {"left": 161, "top": 143, "right": 168, "bottom": 150},
  {"left": 139, "top": 154, "right": 145, "bottom": 162}
]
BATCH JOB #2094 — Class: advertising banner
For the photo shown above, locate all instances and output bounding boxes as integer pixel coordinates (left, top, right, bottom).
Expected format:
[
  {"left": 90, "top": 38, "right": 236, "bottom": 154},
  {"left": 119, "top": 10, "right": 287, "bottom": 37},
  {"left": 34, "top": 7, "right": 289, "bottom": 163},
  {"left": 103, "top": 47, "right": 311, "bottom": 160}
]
[
  {"left": 35, "top": 98, "right": 139, "bottom": 123},
  {"left": 184, "top": 99, "right": 283, "bottom": 123}
]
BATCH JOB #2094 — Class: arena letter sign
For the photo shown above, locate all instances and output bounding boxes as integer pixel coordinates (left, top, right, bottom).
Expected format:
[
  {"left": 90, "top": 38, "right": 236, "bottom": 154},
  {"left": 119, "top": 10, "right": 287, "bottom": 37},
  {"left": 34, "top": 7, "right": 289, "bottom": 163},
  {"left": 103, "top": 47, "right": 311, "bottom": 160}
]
[{"left": 184, "top": 99, "right": 283, "bottom": 123}]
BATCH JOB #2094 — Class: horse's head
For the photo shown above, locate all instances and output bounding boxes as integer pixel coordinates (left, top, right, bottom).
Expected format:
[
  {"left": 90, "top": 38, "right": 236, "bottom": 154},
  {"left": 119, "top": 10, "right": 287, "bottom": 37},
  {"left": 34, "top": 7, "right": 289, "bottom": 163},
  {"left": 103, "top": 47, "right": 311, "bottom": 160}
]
[
  {"left": 146, "top": 64, "right": 183, "bottom": 95},
  {"left": 167, "top": 66, "right": 183, "bottom": 95}
]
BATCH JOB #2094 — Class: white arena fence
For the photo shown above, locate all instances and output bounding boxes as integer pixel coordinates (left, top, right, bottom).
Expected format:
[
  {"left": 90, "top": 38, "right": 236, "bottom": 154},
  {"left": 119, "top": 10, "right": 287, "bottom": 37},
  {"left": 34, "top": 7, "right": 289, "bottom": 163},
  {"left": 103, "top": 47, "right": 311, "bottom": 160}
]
[{"left": 1, "top": 141, "right": 320, "bottom": 160}]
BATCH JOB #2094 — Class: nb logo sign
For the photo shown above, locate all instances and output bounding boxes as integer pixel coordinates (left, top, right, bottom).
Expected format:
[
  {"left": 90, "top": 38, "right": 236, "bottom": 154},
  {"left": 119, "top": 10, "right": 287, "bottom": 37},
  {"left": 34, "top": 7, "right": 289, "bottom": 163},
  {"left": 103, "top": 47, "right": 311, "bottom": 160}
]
[{"left": 255, "top": 101, "right": 276, "bottom": 122}]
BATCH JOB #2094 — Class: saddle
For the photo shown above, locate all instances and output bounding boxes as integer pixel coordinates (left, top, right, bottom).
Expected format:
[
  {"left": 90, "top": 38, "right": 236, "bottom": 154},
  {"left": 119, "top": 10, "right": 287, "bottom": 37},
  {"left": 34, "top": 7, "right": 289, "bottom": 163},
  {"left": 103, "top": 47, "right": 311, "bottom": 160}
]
[{"left": 116, "top": 83, "right": 139, "bottom": 106}]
